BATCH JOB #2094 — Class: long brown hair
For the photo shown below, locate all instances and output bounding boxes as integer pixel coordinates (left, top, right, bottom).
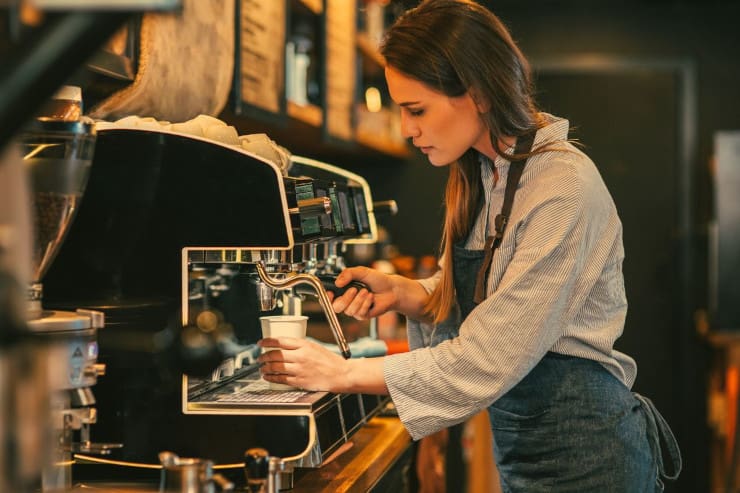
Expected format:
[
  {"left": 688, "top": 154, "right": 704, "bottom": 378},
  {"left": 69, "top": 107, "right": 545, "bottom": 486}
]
[{"left": 380, "top": 0, "right": 546, "bottom": 323}]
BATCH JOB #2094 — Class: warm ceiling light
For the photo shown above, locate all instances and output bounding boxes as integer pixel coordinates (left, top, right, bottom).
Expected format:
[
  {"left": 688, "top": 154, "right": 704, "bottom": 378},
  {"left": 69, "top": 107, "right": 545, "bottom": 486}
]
[{"left": 365, "top": 87, "right": 382, "bottom": 113}]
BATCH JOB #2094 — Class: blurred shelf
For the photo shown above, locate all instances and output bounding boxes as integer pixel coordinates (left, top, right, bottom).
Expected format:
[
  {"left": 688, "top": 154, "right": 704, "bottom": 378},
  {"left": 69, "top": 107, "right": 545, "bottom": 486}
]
[
  {"left": 298, "top": 0, "right": 323, "bottom": 15},
  {"left": 355, "top": 104, "right": 409, "bottom": 158},
  {"left": 287, "top": 100, "right": 323, "bottom": 127},
  {"left": 707, "top": 330, "right": 740, "bottom": 350},
  {"left": 229, "top": 1, "right": 409, "bottom": 162},
  {"left": 356, "top": 128, "right": 409, "bottom": 158},
  {"left": 219, "top": 106, "right": 409, "bottom": 163}
]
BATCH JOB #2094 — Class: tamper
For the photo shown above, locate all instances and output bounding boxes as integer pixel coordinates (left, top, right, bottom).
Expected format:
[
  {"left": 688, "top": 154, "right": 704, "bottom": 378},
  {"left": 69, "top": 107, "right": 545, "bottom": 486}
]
[
  {"left": 244, "top": 448, "right": 269, "bottom": 493},
  {"left": 244, "top": 447, "right": 287, "bottom": 493}
]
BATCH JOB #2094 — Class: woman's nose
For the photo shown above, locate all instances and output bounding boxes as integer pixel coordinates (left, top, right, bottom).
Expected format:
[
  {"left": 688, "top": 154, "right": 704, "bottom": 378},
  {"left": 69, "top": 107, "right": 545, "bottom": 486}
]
[{"left": 400, "top": 113, "right": 420, "bottom": 139}]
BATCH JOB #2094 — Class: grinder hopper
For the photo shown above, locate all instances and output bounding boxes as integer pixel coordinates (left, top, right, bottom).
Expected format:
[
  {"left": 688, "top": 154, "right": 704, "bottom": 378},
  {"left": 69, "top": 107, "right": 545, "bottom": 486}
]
[{"left": 19, "top": 118, "right": 97, "bottom": 308}]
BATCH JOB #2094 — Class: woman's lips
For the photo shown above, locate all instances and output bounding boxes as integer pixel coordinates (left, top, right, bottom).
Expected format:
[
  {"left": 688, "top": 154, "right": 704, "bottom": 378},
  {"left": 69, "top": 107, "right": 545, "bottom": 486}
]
[{"left": 419, "top": 146, "right": 433, "bottom": 153}]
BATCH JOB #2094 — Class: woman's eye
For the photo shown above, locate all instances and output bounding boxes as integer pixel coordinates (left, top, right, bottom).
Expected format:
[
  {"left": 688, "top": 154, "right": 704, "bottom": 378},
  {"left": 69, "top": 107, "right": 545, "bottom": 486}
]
[{"left": 409, "top": 108, "right": 424, "bottom": 117}]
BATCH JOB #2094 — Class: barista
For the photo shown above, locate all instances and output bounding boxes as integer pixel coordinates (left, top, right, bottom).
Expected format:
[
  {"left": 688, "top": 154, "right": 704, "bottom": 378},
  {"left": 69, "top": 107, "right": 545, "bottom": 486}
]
[{"left": 259, "top": 1, "right": 682, "bottom": 490}]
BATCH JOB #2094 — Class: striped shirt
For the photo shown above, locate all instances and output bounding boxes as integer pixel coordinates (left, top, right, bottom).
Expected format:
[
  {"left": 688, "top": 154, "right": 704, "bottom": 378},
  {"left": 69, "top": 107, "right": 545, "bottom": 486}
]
[{"left": 383, "top": 114, "right": 637, "bottom": 441}]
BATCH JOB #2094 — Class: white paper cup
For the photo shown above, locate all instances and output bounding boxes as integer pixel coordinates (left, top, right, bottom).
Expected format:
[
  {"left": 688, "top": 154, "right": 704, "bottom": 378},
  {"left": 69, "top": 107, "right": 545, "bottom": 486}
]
[{"left": 259, "top": 315, "right": 308, "bottom": 390}]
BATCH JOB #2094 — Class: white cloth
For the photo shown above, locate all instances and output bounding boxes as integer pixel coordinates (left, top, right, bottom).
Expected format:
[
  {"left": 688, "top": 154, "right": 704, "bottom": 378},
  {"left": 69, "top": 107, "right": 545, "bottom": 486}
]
[
  {"left": 90, "top": 0, "right": 234, "bottom": 122},
  {"left": 384, "top": 114, "right": 636, "bottom": 440}
]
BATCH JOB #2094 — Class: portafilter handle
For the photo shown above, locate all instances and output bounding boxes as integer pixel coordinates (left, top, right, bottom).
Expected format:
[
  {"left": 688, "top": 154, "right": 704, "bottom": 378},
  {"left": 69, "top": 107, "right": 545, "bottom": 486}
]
[{"left": 255, "top": 262, "right": 351, "bottom": 359}]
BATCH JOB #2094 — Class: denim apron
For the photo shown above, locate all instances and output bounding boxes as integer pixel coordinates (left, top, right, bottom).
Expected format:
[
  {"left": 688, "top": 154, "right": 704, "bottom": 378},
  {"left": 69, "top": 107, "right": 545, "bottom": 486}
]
[{"left": 448, "top": 241, "right": 682, "bottom": 492}]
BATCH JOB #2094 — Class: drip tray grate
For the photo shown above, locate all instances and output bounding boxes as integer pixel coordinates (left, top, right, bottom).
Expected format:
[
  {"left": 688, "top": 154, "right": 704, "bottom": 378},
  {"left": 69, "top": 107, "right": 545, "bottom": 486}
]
[{"left": 214, "top": 380, "right": 309, "bottom": 403}]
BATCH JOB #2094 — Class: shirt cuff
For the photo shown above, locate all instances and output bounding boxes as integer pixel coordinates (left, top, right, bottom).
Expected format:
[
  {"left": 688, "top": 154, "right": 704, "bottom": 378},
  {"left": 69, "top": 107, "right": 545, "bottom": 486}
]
[
  {"left": 383, "top": 351, "right": 430, "bottom": 441},
  {"left": 416, "top": 273, "right": 439, "bottom": 295}
]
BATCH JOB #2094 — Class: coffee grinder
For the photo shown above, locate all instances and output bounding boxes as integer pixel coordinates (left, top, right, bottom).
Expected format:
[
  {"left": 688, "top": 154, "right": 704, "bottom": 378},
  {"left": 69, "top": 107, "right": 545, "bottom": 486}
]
[{"left": 18, "top": 118, "right": 121, "bottom": 491}]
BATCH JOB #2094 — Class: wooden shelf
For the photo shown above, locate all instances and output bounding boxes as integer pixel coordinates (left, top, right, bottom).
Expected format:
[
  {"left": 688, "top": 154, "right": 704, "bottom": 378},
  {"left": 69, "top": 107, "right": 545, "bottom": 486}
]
[
  {"left": 287, "top": 100, "right": 323, "bottom": 127},
  {"left": 355, "top": 104, "right": 409, "bottom": 158},
  {"left": 356, "top": 127, "right": 409, "bottom": 158},
  {"left": 220, "top": 105, "right": 408, "bottom": 163},
  {"left": 298, "top": 0, "right": 323, "bottom": 15},
  {"left": 230, "top": 1, "right": 408, "bottom": 162}
]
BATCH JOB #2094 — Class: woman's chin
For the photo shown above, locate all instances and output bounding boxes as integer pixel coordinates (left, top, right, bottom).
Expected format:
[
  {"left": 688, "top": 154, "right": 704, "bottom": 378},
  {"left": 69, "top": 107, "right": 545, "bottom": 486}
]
[{"left": 426, "top": 155, "right": 452, "bottom": 167}]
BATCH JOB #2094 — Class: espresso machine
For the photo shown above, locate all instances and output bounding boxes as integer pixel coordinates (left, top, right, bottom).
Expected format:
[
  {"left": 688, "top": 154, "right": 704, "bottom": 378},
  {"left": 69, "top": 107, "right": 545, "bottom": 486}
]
[
  {"left": 40, "top": 119, "right": 392, "bottom": 489},
  {"left": 181, "top": 153, "right": 387, "bottom": 488}
]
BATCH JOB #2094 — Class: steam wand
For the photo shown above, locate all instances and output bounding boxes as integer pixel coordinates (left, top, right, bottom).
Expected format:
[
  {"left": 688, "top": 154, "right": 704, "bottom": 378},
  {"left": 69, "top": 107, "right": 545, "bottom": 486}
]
[{"left": 254, "top": 261, "right": 351, "bottom": 359}]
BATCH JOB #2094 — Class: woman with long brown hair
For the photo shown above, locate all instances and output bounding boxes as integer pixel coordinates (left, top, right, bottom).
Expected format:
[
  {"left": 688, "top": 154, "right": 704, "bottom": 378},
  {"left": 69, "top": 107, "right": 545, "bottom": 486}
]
[{"left": 259, "top": 1, "right": 681, "bottom": 490}]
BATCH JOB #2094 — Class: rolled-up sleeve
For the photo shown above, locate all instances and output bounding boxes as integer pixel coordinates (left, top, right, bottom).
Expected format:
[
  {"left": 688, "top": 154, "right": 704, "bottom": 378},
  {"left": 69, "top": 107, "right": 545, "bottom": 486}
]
[{"left": 405, "top": 270, "right": 441, "bottom": 350}]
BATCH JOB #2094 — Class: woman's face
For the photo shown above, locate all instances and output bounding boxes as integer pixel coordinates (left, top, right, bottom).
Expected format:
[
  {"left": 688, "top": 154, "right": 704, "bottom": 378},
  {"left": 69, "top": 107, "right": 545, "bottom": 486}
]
[{"left": 385, "top": 66, "right": 494, "bottom": 166}]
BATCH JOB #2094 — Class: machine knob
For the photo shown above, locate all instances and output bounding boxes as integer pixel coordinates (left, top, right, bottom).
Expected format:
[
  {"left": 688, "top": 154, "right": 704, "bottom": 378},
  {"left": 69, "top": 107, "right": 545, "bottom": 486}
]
[
  {"left": 244, "top": 448, "right": 269, "bottom": 492},
  {"left": 288, "top": 196, "right": 332, "bottom": 217},
  {"left": 373, "top": 199, "right": 398, "bottom": 217}
]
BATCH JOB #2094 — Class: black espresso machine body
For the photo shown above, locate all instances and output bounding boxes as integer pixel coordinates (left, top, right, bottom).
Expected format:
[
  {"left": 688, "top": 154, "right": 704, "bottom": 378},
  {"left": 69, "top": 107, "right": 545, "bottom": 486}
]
[{"left": 42, "top": 126, "right": 387, "bottom": 482}]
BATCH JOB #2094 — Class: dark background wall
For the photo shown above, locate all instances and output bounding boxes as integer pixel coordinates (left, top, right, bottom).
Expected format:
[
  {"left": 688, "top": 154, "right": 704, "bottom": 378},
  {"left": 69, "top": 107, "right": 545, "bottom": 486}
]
[
  {"left": 330, "top": 2, "right": 740, "bottom": 492},
  {"left": 344, "top": 0, "right": 740, "bottom": 262}
]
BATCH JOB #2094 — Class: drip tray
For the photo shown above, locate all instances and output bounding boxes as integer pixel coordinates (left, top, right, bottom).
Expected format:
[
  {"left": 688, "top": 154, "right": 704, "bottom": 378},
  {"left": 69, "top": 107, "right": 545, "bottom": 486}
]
[
  {"left": 186, "top": 367, "right": 333, "bottom": 415},
  {"left": 183, "top": 364, "right": 391, "bottom": 465}
]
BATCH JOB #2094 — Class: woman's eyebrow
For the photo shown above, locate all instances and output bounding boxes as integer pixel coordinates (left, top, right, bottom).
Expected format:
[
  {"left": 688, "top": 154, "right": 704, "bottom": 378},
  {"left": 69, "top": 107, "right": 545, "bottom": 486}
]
[{"left": 399, "top": 101, "right": 421, "bottom": 107}]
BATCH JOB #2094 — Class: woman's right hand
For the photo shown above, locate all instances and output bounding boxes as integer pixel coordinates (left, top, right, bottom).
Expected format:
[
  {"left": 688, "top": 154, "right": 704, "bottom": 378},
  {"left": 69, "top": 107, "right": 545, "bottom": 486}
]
[{"left": 331, "top": 266, "right": 397, "bottom": 320}]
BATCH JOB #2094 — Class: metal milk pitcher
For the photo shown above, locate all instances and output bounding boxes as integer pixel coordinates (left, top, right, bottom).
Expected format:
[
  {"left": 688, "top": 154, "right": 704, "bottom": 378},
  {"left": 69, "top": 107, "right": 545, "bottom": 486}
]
[{"left": 159, "top": 451, "right": 234, "bottom": 493}]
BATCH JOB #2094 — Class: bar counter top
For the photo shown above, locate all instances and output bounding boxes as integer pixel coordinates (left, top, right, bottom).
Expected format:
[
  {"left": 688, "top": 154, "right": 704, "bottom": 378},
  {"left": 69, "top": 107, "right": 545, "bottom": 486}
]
[
  {"left": 71, "top": 415, "right": 412, "bottom": 492},
  {"left": 293, "top": 415, "right": 412, "bottom": 492}
]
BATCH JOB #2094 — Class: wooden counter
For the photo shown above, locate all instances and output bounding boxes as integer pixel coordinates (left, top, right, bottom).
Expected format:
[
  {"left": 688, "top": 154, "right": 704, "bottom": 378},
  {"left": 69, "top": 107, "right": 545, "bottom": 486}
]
[
  {"left": 293, "top": 415, "right": 413, "bottom": 492},
  {"left": 71, "top": 415, "right": 412, "bottom": 492}
]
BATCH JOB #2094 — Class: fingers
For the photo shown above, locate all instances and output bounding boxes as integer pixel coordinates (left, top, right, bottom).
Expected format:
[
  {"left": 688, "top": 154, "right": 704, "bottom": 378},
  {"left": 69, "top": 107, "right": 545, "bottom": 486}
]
[
  {"left": 258, "top": 350, "right": 317, "bottom": 391},
  {"left": 257, "top": 338, "right": 344, "bottom": 393},
  {"left": 334, "top": 267, "right": 360, "bottom": 287},
  {"left": 259, "top": 355, "right": 296, "bottom": 375},
  {"left": 357, "top": 293, "right": 375, "bottom": 318},
  {"left": 260, "top": 367, "right": 298, "bottom": 388},
  {"left": 258, "top": 348, "right": 298, "bottom": 380},
  {"left": 260, "top": 372, "right": 319, "bottom": 392},
  {"left": 335, "top": 266, "right": 372, "bottom": 287},
  {"left": 331, "top": 286, "right": 357, "bottom": 313},
  {"left": 258, "top": 336, "right": 304, "bottom": 351},
  {"left": 340, "top": 288, "right": 374, "bottom": 320},
  {"left": 331, "top": 268, "right": 366, "bottom": 313},
  {"left": 332, "top": 288, "right": 374, "bottom": 320}
]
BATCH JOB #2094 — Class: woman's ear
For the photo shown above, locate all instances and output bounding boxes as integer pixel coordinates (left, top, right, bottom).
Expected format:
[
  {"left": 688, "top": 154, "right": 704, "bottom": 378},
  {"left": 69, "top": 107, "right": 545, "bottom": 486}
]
[{"left": 469, "top": 87, "right": 491, "bottom": 113}]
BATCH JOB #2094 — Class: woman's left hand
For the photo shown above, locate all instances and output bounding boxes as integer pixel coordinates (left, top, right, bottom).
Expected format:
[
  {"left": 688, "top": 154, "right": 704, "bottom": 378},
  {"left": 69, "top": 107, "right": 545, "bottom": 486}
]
[{"left": 258, "top": 337, "right": 349, "bottom": 392}]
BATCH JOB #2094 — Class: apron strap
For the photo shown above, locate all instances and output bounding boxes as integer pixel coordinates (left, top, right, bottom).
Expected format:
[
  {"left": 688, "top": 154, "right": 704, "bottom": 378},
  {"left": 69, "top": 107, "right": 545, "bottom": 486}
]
[
  {"left": 473, "top": 132, "right": 536, "bottom": 304},
  {"left": 634, "top": 393, "right": 683, "bottom": 486}
]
